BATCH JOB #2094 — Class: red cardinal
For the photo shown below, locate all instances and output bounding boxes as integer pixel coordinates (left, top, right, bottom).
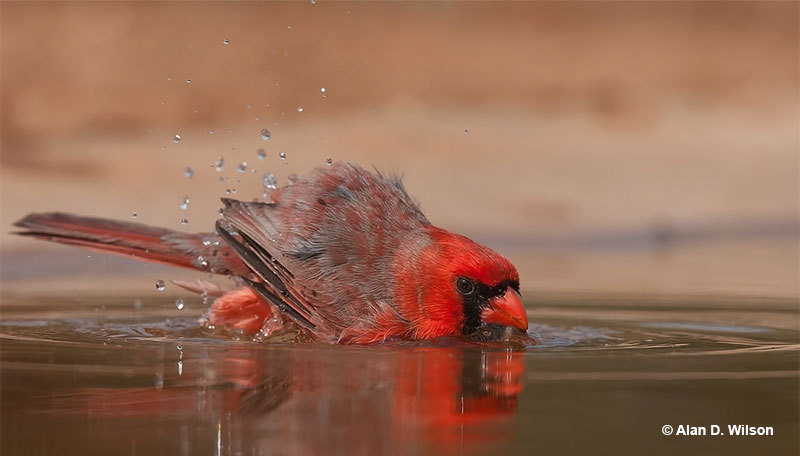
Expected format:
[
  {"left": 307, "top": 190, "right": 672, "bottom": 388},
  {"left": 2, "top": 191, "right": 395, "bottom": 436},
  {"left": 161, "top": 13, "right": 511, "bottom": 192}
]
[{"left": 14, "top": 163, "right": 527, "bottom": 343}]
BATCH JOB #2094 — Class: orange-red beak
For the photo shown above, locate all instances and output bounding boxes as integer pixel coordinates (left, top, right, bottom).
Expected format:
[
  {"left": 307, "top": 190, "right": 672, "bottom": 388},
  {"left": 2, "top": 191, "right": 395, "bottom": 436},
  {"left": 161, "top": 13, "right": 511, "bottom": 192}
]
[{"left": 481, "top": 287, "right": 528, "bottom": 331}]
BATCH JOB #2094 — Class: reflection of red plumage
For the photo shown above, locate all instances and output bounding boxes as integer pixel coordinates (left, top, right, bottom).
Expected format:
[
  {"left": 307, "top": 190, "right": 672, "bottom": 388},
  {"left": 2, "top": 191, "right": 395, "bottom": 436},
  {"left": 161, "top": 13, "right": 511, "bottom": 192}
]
[
  {"left": 393, "top": 349, "right": 524, "bottom": 449},
  {"left": 41, "top": 345, "right": 525, "bottom": 454},
  {"left": 15, "top": 163, "right": 528, "bottom": 344}
]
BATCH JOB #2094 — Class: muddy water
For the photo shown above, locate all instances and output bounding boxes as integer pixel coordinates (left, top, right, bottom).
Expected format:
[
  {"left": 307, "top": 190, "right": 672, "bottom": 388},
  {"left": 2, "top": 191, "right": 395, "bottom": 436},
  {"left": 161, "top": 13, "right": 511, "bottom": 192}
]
[{"left": 1, "top": 294, "right": 797, "bottom": 456}]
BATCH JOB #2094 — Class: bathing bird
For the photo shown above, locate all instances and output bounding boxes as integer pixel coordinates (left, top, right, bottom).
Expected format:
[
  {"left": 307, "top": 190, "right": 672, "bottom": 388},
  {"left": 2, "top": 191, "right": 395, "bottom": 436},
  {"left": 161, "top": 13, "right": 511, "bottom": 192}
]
[{"left": 14, "top": 163, "right": 527, "bottom": 344}]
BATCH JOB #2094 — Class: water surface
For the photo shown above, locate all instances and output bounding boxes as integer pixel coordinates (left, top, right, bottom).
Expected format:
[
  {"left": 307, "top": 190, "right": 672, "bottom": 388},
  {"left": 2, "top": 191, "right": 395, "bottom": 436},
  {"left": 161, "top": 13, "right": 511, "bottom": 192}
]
[{"left": 1, "top": 294, "right": 797, "bottom": 455}]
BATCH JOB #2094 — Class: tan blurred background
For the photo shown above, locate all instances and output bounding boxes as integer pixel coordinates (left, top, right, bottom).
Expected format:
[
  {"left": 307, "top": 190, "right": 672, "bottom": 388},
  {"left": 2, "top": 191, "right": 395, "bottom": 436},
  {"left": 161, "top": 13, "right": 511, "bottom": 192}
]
[{"left": 1, "top": 1, "right": 798, "bottom": 298}]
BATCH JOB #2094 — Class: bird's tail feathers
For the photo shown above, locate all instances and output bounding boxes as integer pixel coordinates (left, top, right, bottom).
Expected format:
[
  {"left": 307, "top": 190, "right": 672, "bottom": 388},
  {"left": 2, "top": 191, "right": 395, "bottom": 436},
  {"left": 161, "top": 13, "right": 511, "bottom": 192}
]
[{"left": 13, "top": 212, "right": 234, "bottom": 273}]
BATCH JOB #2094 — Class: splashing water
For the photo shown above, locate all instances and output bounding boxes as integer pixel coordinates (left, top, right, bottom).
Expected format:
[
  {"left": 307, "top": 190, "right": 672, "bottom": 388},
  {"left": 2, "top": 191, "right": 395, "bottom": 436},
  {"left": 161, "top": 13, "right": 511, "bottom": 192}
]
[{"left": 263, "top": 173, "right": 278, "bottom": 191}]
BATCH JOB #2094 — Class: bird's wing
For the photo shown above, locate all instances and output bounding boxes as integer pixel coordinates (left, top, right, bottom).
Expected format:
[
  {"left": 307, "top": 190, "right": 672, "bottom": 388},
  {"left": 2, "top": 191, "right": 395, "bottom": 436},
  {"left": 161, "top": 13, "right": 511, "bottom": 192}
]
[{"left": 217, "top": 199, "right": 322, "bottom": 332}]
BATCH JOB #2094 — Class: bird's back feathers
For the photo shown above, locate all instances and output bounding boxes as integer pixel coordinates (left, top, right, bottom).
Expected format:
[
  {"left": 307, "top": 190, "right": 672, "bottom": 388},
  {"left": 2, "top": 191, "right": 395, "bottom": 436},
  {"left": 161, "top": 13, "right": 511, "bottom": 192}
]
[{"left": 220, "top": 163, "right": 432, "bottom": 342}]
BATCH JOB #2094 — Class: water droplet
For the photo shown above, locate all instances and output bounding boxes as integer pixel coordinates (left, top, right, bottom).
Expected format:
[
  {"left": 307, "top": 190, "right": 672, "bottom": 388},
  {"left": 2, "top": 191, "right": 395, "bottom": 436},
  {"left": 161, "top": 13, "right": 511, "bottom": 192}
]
[
  {"left": 161, "top": 100, "right": 166, "bottom": 105},
  {"left": 463, "top": 129, "right": 469, "bottom": 134},
  {"left": 260, "top": 129, "right": 271, "bottom": 141},
  {"left": 279, "top": 151, "right": 286, "bottom": 160},
  {"left": 180, "top": 196, "right": 190, "bottom": 210},
  {"left": 133, "top": 299, "right": 143, "bottom": 310},
  {"left": 167, "top": 76, "right": 173, "bottom": 81},
  {"left": 257, "top": 149, "right": 266, "bottom": 160},
  {"left": 236, "top": 162, "right": 247, "bottom": 173},
  {"left": 177, "top": 360, "right": 183, "bottom": 376},
  {"left": 196, "top": 255, "right": 209, "bottom": 268},
  {"left": 311, "top": 0, "right": 316, "bottom": 4},
  {"left": 215, "top": 157, "right": 224, "bottom": 172},
  {"left": 184, "top": 166, "right": 194, "bottom": 178},
  {"left": 263, "top": 173, "right": 278, "bottom": 190},
  {"left": 296, "top": 107, "right": 304, "bottom": 112},
  {"left": 218, "top": 208, "right": 224, "bottom": 217},
  {"left": 209, "top": 129, "right": 215, "bottom": 135},
  {"left": 287, "top": 25, "right": 293, "bottom": 30},
  {"left": 131, "top": 212, "right": 138, "bottom": 219},
  {"left": 320, "top": 87, "right": 327, "bottom": 98},
  {"left": 222, "top": 38, "right": 230, "bottom": 45},
  {"left": 247, "top": 103, "right": 253, "bottom": 110},
  {"left": 173, "top": 134, "right": 181, "bottom": 143},
  {"left": 225, "top": 188, "right": 236, "bottom": 195},
  {"left": 185, "top": 78, "right": 192, "bottom": 84},
  {"left": 155, "top": 279, "right": 165, "bottom": 291},
  {"left": 175, "top": 298, "right": 185, "bottom": 310},
  {"left": 202, "top": 238, "right": 212, "bottom": 246},
  {"left": 326, "top": 158, "right": 332, "bottom": 165},
  {"left": 181, "top": 218, "right": 188, "bottom": 225}
]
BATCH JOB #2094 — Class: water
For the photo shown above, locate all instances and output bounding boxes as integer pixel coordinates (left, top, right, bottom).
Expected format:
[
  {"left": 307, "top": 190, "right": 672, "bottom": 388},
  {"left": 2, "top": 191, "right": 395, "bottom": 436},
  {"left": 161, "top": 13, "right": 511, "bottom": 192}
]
[{"left": 1, "top": 294, "right": 797, "bottom": 455}]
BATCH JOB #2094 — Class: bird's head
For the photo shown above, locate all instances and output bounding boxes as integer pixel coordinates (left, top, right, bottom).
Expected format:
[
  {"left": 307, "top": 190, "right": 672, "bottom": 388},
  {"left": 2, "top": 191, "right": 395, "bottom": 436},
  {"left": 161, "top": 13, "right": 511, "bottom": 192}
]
[{"left": 394, "top": 227, "right": 528, "bottom": 339}]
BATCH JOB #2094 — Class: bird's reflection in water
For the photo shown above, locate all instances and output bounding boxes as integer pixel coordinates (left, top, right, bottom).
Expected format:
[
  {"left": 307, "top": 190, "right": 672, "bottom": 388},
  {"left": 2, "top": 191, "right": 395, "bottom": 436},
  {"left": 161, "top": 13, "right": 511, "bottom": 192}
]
[{"left": 45, "top": 343, "right": 526, "bottom": 455}]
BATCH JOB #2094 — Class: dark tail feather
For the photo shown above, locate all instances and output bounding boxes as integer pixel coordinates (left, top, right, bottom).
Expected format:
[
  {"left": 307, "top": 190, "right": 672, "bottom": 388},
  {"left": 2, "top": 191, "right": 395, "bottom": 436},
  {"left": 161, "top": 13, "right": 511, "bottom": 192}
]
[{"left": 13, "top": 212, "right": 246, "bottom": 274}]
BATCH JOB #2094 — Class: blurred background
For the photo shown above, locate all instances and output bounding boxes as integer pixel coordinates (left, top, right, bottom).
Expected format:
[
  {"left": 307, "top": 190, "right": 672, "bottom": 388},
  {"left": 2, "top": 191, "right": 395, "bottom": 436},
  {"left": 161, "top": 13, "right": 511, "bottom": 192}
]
[{"left": 1, "top": 1, "right": 798, "bottom": 298}]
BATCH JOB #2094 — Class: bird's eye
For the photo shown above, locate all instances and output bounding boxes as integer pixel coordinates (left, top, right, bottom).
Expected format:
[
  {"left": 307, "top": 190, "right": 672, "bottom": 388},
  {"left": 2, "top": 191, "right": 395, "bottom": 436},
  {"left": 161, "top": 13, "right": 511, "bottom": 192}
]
[{"left": 456, "top": 277, "right": 475, "bottom": 295}]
